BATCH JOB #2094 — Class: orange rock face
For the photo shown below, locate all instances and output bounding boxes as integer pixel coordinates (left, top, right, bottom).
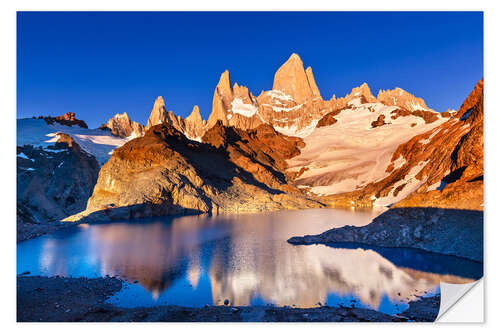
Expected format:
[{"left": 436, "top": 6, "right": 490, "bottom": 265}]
[
  {"left": 101, "top": 112, "right": 145, "bottom": 138},
  {"left": 140, "top": 53, "right": 444, "bottom": 143},
  {"left": 393, "top": 79, "right": 483, "bottom": 210},
  {"left": 202, "top": 121, "right": 305, "bottom": 188},
  {"left": 146, "top": 96, "right": 169, "bottom": 130},
  {"left": 377, "top": 87, "right": 430, "bottom": 111},
  {"left": 204, "top": 54, "right": 332, "bottom": 138},
  {"left": 145, "top": 96, "right": 206, "bottom": 141},
  {"left": 272, "top": 53, "right": 319, "bottom": 104},
  {"left": 66, "top": 122, "right": 322, "bottom": 222}
]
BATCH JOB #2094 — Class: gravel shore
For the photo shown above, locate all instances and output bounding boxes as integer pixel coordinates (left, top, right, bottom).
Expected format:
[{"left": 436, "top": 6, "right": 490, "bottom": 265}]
[{"left": 17, "top": 276, "right": 439, "bottom": 322}]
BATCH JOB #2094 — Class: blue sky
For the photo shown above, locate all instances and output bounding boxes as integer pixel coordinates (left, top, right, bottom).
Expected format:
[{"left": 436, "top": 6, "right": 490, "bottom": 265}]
[{"left": 17, "top": 12, "right": 483, "bottom": 128}]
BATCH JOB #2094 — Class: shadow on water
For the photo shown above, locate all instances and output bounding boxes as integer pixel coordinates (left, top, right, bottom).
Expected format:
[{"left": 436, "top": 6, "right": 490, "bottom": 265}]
[{"left": 324, "top": 242, "right": 483, "bottom": 280}]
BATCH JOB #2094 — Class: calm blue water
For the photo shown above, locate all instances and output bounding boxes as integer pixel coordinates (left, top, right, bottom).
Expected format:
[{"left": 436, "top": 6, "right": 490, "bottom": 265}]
[{"left": 17, "top": 208, "right": 482, "bottom": 315}]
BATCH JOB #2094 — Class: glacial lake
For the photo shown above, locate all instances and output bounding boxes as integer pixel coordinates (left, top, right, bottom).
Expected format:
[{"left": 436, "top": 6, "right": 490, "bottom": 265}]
[{"left": 17, "top": 208, "right": 483, "bottom": 315}]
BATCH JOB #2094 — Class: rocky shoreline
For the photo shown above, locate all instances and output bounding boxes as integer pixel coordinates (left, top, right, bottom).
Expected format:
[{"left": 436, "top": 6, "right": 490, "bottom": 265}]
[
  {"left": 17, "top": 219, "right": 80, "bottom": 243},
  {"left": 17, "top": 276, "right": 439, "bottom": 322},
  {"left": 288, "top": 207, "right": 483, "bottom": 262}
]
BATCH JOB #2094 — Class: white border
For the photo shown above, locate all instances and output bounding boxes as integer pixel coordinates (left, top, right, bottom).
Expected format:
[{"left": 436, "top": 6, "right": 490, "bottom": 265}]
[{"left": 2, "top": 1, "right": 497, "bottom": 332}]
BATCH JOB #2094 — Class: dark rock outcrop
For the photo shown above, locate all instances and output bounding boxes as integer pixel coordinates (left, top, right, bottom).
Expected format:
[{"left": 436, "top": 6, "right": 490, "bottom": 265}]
[
  {"left": 316, "top": 109, "right": 341, "bottom": 128},
  {"left": 371, "top": 115, "right": 387, "bottom": 128},
  {"left": 17, "top": 134, "right": 100, "bottom": 241},
  {"left": 288, "top": 207, "right": 483, "bottom": 262},
  {"left": 43, "top": 112, "right": 88, "bottom": 128}
]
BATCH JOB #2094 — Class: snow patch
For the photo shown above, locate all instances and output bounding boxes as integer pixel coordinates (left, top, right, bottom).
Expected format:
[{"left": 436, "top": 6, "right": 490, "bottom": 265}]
[
  {"left": 17, "top": 152, "right": 34, "bottom": 162},
  {"left": 374, "top": 160, "right": 429, "bottom": 207},
  {"left": 406, "top": 102, "right": 428, "bottom": 111},
  {"left": 230, "top": 98, "right": 257, "bottom": 118},
  {"left": 348, "top": 97, "right": 362, "bottom": 107},
  {"left": 186, "top": 135, "right": 202, "bottom": 143},
  {"left": 418, "top": 129, "right": 440, "bottom": 145},
  {"left": 270, "top": 104, "right": 304, "bottom": 113},
  {"left": 17, "top": 118, "right": 130, "bottom": 165},
  {"left": 392, "top": 155, "right": 406, "bottom": 171},
  {"left": 275, "top": 119, "right": 319, "bottom": 138},
  {"left": 266, "top": 90, "right": 294, "bottom": 102}
]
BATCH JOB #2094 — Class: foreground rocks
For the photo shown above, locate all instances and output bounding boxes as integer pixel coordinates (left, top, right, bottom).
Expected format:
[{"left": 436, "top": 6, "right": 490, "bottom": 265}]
[
  {"left": 17, "top": 276, "right": 439, "bottom": 322},
  {"left": 288, "top": 207, "right": 483, "bottom": 262},
  {"left": 16, "top": 219, "right": 77, "bottom": 243}
]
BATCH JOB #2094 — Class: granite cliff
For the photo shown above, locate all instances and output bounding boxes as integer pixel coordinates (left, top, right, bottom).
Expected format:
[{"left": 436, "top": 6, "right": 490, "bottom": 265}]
[{"left": 65, "top": 122, "right": 322, "bottom": 222}]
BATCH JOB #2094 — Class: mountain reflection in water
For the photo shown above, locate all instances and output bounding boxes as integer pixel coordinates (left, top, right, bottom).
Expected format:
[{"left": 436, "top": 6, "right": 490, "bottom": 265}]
[{"left": 17, "top": 208, "right": 482, "bottom": 314}]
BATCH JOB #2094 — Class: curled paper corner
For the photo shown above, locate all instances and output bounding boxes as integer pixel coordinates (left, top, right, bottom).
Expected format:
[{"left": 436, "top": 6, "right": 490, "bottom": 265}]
[{"left": 436, "top": 278, "right": 484, "bottom": 322}]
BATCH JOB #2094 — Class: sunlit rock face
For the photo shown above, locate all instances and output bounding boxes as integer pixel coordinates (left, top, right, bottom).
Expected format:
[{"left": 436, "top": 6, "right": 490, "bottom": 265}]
[
  {"left": 390, "top": 79, "right": 484, "bottom": 210},
  {"left": 100, "top": 112, "right": 144, "bottom": 138},
  {"left": 205, "top": 54, "right": 333, "bottom": 138},
  {"left": 65, "top": 122, "right": 321, "bottom": 223}
]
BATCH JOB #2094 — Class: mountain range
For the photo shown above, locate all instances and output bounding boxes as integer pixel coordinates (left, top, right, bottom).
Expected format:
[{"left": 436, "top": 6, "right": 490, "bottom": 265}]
[{"left": 16, "top": 53, "right": 483, "bottom": 237}]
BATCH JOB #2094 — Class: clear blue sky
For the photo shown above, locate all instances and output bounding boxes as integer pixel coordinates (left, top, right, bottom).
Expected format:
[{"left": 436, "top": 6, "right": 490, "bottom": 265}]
[{"left": 17, "top": 12, "right": 483, "bottom": 128}]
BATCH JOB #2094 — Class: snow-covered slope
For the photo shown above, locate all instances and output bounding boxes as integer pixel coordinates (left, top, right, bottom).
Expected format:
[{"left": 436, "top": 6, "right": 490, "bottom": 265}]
[
  {"left": 287, "top": 100, "right": 448, "bottom": 196},
  {"left": 17, "top": 118, "right": 130, "bottom": 165}
]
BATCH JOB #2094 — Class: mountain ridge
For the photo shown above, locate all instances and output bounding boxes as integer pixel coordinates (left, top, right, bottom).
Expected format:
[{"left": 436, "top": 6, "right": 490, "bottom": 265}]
[{"left": 16, "top": 53, "right": 483, "bottom": 230}]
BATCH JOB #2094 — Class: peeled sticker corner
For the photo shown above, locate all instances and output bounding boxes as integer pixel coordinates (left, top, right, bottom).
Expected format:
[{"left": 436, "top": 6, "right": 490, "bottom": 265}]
[{"left": 436, "top": 278, "right": 484, "bottom": 322}]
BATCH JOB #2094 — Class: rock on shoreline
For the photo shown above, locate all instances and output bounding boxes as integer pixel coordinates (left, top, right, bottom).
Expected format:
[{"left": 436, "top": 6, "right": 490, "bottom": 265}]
[
  {"left": 17, "top": 276, "right": 439, "bottom": 322},
  {"left": 288, "top": 207, "right": 483, "bottom": 262}
]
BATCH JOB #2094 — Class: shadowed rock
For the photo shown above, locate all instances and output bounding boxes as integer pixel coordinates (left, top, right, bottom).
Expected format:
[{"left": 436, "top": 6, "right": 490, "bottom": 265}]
[{"left": 288, "top": 207, "right": 483, "bottom": 262}]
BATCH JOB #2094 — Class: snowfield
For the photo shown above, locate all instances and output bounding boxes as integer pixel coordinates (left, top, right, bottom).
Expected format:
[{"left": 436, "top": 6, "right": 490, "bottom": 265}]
[
  {"left": 230, "top": 98, "right": 258, "bottom": 117},
  {"left": 286, "top": 102, "right": 447, "bottom": 200},
  {"left": 17, "top": 118, "right": 130, "bottom": 165}
]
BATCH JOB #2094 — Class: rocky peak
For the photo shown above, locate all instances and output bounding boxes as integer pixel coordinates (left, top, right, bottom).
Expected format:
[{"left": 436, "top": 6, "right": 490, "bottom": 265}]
[
  {"left": 456, "top": 78, "right": 483, "bottom": 123},
  {"left": 102, "top": 112, "right": 145, "bottom": 138},
  {"left": 216, "top": 70, "right": 233, "bottom": 98},
  {"left": 185, "top": 105, "right": 202, "bottom": 125},
  {"left": 272, "top": 53, "right": 318, "bottom": 104},
  {"left": 182, "top": 105, "right": 206, "bottom": 141},
  {"left": 377, "top": 87, "right": 429, "bottom": 111},
  {"left": 347, "top": 83, "right": 377, "bottom": 103},
  {"left": 328, "top": 83, "right": 376, "bottom": 110},
  {"left": 207, "top": 70, "right": 238, "bottom": 129},
  {"left": 305, "top": 67, "right": 322, "bottom": 99},
  {"left": 43, "top": 112, "right": 88, "bottom": 128},
  {"left": 146, "top": 96, "right": 168, "bottom": 130}
]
